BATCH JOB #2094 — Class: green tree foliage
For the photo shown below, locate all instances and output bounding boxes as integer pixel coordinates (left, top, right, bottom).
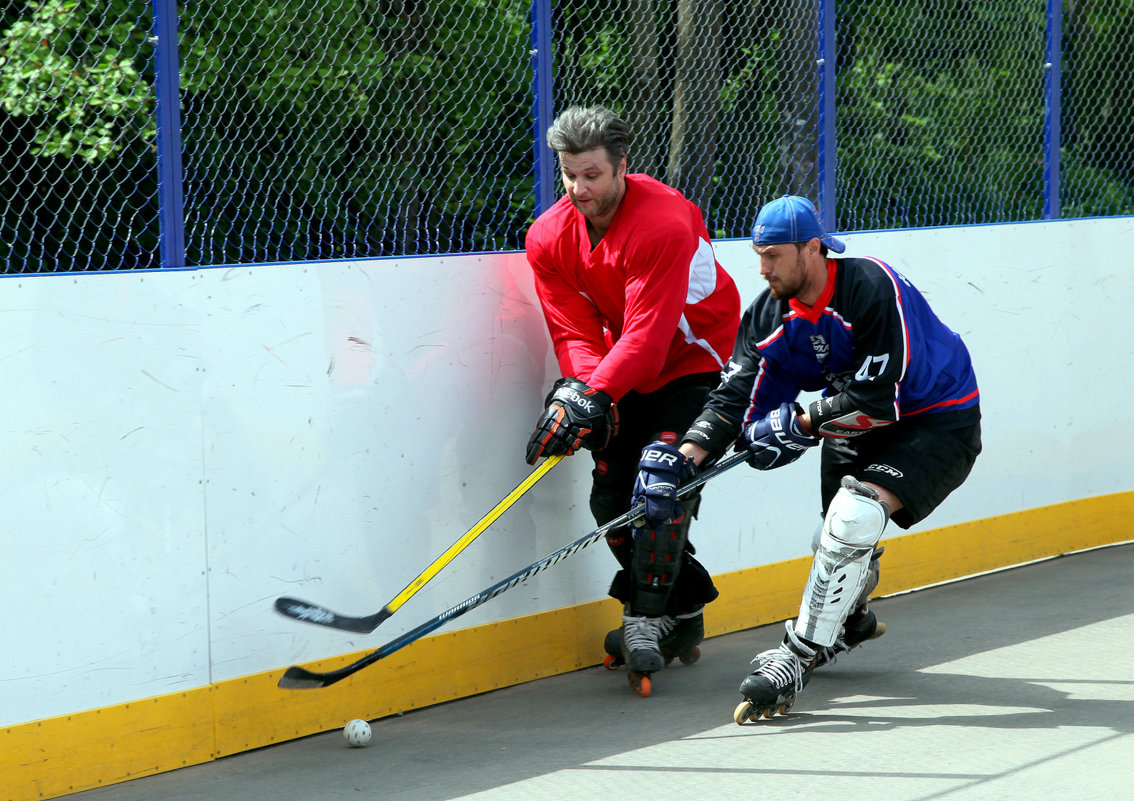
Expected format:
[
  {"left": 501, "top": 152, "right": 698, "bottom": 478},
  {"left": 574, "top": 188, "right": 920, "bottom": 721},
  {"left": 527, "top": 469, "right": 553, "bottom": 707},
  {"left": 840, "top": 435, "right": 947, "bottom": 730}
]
[
  {"left": 1061, "top": 0, "right": 1134, "bottom": 215},
  {"left": 834, "top": 0, "right": 1133, "bottom": 229},
  {"left": 834, "top": 0, "right": 1049, "bottom": 228},
  {"left": 176, "top": 0, "right": 535, "bottom": 263},
  {"left": 552, "top": 0, "right": 817, "bottom": 235},
  {"left": 0, "top": 0, "right": 158, "bottom": 271},
  {"left": 0, "top": 0, "right": 153, "bottom": 161},
  {"left": 0, "top": 0, "right": 536, "bottom": 269},
  {"left": 0, "top": 0, "right": 1131, "bottom": 272}
]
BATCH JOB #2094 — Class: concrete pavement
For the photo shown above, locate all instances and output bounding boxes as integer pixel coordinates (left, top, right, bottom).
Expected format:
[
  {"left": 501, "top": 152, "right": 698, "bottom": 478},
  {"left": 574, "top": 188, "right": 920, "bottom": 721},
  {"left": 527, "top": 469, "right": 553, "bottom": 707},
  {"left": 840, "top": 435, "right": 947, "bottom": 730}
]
[{"left": 66, "top": 542, "right": 1134, "bottom": 801}]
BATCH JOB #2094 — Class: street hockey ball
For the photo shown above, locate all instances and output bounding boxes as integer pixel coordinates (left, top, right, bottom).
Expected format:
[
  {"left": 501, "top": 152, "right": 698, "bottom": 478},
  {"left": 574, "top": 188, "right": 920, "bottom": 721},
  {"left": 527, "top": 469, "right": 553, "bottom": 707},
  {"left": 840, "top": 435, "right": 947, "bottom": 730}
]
[{"left": 343, "top": 719, "right": 372, "bottom": 747}]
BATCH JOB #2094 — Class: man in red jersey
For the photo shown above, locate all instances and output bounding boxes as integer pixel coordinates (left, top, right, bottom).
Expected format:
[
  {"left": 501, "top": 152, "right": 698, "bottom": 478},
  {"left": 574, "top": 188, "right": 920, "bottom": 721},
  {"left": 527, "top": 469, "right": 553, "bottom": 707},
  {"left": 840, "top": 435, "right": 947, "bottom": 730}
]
[{"left": 523, "top": 105, "right": 740, "bottom": 695}]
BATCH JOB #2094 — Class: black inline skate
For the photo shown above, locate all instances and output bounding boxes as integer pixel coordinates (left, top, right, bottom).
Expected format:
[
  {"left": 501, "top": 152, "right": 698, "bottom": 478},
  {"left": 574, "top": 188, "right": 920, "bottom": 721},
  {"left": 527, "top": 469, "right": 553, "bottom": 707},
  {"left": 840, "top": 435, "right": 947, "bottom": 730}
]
[
  {"left": 733, "top": 622, "right": 814, "bottom": 723},
  {"left": 603, "top": 608, "right": 703, "bottom": 697},
  {"left": 734, "top": 609, "right": 886, "bottom": 724}
]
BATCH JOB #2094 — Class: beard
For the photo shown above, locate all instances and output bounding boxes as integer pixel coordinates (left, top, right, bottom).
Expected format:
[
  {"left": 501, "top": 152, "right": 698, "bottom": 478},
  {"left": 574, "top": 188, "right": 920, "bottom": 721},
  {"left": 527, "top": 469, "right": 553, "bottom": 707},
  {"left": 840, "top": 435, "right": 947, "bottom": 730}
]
[
  {"left": 766, "top": 250, "right": 808, "bottom": 300},
  {"left": 571, "top": 182, "right": 622, "bottom": 221}
]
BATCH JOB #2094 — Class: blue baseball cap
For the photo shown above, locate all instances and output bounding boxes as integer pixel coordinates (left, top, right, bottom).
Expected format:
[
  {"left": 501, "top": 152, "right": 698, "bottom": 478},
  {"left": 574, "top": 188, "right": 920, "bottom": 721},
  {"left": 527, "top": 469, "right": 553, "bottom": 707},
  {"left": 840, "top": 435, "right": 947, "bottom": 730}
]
[{"left": 751, "top": 195, "right": 845, "bottom": 253}]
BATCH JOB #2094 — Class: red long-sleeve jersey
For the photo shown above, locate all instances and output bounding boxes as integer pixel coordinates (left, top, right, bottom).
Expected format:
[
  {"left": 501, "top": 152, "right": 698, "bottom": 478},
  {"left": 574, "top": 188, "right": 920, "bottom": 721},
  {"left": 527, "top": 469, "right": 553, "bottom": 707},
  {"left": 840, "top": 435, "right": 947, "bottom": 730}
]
[{"left": 525, "top": 174, "right": 740, "bottom": 401}]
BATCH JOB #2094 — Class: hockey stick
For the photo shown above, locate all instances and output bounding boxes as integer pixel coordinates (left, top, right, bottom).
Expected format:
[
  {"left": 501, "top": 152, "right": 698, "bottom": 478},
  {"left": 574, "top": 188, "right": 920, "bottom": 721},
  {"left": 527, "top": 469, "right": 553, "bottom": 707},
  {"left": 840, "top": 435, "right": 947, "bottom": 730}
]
[
  {"left": 277, "top": 449, "right": 748, "bottom": 689},
  {"left": 274, "top": 453, "right": 565, "bottom": 634}
]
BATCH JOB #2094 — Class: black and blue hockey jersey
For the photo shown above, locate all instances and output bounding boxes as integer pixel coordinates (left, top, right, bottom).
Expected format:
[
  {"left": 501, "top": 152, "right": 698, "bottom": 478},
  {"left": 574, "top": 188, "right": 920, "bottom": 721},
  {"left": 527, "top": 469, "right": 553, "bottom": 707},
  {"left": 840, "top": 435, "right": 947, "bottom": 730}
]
[{"left": 705, "top": 257, "right": 979, "bottom": 438}]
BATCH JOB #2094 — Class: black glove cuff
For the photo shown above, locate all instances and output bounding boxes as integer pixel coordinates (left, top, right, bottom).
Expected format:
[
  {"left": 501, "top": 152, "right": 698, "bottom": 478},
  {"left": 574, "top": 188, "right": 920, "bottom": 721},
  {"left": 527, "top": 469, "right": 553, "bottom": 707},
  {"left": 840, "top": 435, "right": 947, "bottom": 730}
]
[
  {"left": 808, "top": 395, "right": 889, "bottom": 438},
  {"left": 680, "top": 410, "right": 738, "bottom": 457}
]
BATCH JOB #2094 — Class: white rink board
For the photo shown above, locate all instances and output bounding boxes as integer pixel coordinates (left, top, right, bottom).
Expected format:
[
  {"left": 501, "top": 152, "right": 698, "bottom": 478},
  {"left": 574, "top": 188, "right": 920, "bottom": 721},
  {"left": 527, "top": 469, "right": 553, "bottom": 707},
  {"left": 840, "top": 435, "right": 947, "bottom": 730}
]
[
  {"left": 1, "top": 216, "right": 1131, "bottom": 726},
  {"left": 0, "top": 273, "right": 210, "bottom": 716}
]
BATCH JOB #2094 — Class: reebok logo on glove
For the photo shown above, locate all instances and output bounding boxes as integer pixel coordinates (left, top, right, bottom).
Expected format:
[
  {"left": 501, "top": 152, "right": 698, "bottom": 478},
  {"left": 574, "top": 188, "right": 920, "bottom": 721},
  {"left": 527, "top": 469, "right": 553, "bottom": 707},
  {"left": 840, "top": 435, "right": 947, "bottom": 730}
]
[{"left": 562, "top": 389, "right": 597, "bottom": 413}]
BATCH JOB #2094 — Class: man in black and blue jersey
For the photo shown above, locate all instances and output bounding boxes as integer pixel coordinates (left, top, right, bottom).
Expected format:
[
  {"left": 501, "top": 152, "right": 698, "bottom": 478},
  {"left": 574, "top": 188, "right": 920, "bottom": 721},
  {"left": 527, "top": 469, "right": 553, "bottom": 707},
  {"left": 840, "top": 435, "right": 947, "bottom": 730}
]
[{"left": 628, "top": 194, "right": 982, "bottom": 721}]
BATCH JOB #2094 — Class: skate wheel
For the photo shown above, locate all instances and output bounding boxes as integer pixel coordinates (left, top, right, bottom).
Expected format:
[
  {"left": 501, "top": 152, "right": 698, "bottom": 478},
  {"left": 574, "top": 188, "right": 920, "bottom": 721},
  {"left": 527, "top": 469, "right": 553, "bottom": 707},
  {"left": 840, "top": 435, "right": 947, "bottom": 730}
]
[
  {"left": 629, "top": 672, "right": 652, "bottom": 698},
  {"left": 733, "top": 700, "right": 755, "bottom": 725},
  {"left": 678, "top": 646, "right": 701, "bottom": 666},
  {"left": 603, "top": 654, "right": 622, "bottom": 670}
]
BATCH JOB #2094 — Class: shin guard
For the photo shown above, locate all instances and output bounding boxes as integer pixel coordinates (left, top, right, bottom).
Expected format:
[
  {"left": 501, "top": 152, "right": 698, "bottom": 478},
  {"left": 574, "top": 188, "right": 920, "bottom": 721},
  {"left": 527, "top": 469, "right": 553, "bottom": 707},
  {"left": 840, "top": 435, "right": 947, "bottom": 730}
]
[
  {"left": 630, "top": 503, "right": 695, "bottom": 616},
  {"left": 796, "top": 477, "right": 889, "bottom": 647}
]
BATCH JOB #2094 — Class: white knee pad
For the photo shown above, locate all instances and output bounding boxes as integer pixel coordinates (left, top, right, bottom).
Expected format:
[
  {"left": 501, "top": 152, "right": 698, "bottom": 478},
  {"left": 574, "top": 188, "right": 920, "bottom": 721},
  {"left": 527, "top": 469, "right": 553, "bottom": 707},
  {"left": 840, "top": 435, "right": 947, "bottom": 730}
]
[{"left": 796, "top": 477, "right": 889, "bottom": 647}]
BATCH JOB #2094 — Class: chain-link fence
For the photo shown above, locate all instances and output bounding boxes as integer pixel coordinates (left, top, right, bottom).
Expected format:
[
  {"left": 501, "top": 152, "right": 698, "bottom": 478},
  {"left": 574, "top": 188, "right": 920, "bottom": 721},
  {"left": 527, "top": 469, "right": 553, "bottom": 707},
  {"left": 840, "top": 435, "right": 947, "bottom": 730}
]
[
  {"left": 553, "top": 0, "right": 839, "bottom": 239},
  {"left": 176, "top": 0, "right": 535, "bottom": 266},
  {"left": 2, "top": 0, "right": 1131, "bottom": 273},
  {"left": 0, "top": 1, "right": 159, "bottom": 270}
]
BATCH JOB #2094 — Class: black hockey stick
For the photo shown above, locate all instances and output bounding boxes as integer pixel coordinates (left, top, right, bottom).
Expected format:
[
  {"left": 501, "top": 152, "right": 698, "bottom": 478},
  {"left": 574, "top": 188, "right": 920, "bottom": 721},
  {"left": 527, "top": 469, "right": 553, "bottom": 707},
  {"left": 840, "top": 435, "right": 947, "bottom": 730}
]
[
  {"left": 274, "top": 454, "right": 564, "bottom": 634},
  {"left": 277, "top": 449, "right": 748, "bottom": 689}
]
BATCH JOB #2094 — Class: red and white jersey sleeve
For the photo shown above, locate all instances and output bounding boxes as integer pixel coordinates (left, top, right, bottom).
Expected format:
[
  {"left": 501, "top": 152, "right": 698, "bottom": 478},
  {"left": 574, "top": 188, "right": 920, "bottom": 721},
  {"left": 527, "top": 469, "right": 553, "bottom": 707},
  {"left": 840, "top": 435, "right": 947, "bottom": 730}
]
[{"left": 525, "top": 174, "right": 740, "bottom": 401}]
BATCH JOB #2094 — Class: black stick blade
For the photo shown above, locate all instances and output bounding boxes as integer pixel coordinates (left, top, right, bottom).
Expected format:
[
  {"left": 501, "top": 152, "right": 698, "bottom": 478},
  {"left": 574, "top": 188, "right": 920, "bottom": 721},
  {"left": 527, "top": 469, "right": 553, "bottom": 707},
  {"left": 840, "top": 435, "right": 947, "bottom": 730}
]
[
  {"left": 274, "top": 596, "right": 390, "bottom": 634},
  {"left": 277, "top": 665, "right": 337, "bottom": 690},
  {"left": 278, "top": 650, "right": 383, "bottom": 689}
]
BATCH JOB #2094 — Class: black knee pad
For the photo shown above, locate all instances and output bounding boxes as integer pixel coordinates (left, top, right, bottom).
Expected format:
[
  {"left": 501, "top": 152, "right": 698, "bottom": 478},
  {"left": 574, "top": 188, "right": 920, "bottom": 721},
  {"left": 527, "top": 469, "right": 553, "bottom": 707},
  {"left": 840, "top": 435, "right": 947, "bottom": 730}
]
[
  {"left": 595, "top": 470, "right": 709, "bottom": 611},
  {"left": 630, "top": 506, "right": 695, "bottom": 616}
]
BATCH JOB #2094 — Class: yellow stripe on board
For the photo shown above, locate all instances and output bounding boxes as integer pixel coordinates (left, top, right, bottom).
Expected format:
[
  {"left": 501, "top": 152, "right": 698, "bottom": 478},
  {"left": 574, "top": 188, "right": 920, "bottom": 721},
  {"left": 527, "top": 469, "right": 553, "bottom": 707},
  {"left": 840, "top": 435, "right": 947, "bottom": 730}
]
[
  {"left": 3, "top": 690, "right": 215, "bottom": 801},
  {"left": 4, "top": 491, "right": 1132, "bottom": 801}
]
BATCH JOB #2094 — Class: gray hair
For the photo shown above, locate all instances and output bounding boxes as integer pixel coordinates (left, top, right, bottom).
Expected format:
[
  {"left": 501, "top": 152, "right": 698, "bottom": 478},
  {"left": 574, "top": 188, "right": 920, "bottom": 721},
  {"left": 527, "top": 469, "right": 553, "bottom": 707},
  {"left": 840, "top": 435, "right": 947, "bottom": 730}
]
[{"left": 545, "top": 105, "right": 631, "bottom": 167}]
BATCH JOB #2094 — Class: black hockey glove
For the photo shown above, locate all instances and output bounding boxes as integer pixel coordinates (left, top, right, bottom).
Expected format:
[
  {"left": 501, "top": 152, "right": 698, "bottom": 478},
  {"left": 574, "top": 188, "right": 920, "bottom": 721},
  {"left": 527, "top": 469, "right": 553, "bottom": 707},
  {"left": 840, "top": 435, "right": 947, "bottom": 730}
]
[
  {"left": 742, "top": 402, "right": 818, "bottom": 470},
  {"left": 525, "top": 377, "right": 619, "bottom": 464},
  {"left": 631, "top": 441, "right": 698, "bottom": 526}
]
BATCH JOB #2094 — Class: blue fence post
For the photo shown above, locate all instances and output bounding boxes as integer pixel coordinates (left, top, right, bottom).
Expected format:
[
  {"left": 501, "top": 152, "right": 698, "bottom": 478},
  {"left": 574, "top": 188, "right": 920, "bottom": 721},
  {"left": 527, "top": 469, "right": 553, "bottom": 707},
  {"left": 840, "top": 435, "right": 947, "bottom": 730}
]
[
  {"left": 817, "top": 0, "right": 837, "bottom": 231},
  {"left": 1043, "top": 0, "right": 1063, "bottom": 220},
  {"left": 531, "top": 0, "right": 556, "bottom": 217},
  {"left": 151, "top": 0, "right": 187, "bottom": 268}
]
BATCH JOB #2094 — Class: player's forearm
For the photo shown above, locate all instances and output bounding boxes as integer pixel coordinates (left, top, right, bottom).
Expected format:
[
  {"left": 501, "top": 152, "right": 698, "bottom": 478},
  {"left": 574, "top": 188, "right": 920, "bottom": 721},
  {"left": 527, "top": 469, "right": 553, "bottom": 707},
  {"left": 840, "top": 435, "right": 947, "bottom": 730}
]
[
  {"left": 679, "top": 441, "right": 711, "bottom": 467},
  {"left": 679, "top": 409, "right": 739, "bottom": 466}
]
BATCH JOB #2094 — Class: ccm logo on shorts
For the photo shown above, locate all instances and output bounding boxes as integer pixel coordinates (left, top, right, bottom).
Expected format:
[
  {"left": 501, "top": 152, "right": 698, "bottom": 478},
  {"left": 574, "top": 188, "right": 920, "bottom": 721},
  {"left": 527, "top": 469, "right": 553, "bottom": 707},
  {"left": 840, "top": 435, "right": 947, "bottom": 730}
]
[{"left": 865, "top": 463, "right": 903, "bottom": 478}]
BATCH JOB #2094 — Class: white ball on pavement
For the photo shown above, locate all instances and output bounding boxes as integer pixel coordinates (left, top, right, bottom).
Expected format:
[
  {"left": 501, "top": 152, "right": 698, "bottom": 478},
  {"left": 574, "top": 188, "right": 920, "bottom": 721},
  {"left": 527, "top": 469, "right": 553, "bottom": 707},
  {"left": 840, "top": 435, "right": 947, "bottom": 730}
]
[{"left": 343, "top": 718, "right": 372, "bottom": 747}]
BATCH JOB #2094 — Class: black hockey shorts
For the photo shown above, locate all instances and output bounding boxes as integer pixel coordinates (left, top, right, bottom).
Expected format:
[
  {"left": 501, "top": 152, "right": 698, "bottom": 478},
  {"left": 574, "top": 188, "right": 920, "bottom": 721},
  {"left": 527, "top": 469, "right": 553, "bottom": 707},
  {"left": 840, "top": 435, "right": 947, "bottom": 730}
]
[{"left": 819, "top": 411, "right": 982, "bottom": 529}]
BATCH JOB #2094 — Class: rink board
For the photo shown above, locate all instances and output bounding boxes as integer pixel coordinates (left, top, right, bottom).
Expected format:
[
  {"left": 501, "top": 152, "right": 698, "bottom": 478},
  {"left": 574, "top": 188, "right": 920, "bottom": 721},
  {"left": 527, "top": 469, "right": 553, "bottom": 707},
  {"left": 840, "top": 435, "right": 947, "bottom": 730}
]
[
  {"left": 3, "top": 215, "right": 1133, "bottom": 800},
  {"left": 4, "top": 491, "right": 1131, "bottom": 801}
]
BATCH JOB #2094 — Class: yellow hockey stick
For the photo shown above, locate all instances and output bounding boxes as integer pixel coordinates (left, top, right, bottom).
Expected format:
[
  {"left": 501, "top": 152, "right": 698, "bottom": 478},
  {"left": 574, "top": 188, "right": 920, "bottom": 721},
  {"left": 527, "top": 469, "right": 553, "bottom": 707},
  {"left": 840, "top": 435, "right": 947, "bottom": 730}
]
[{"left": 274, "top": 454, "right": 564, "bottom": 633}]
